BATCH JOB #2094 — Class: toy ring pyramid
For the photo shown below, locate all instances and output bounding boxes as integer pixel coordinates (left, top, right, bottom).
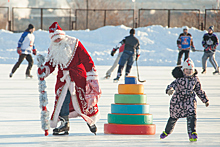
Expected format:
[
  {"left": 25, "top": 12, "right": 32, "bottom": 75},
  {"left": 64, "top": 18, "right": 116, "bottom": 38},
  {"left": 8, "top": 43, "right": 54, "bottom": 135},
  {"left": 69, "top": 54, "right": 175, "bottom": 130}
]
[{"left": 104, "top": 76, "right": 156, "bottom": 135}]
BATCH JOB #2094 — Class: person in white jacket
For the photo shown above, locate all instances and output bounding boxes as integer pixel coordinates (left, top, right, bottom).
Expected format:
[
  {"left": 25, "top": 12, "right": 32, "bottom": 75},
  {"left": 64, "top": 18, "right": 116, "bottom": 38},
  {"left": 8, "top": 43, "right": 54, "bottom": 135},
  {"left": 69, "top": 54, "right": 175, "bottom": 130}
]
[{"left": 9, "top": 24, "right": 37, "bottom": 78}]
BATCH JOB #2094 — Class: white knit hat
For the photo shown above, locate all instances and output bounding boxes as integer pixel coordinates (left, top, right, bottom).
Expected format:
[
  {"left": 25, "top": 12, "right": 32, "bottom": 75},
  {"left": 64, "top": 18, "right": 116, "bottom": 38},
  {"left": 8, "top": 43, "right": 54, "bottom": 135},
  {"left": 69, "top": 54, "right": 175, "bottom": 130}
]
[{"left": 182, "top": 58, "right": 194, "bottom": 70}]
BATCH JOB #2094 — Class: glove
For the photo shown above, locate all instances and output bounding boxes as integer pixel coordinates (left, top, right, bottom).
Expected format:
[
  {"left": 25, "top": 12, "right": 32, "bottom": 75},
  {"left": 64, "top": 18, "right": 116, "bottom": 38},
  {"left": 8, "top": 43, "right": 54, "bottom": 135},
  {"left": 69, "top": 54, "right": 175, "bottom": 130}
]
[
  {"left": 136, "top": 54, "right": 140, "bottom": 61},
  {"left": 33, "top": 49, "right": 37, "bottom": 55},
  {"left": 191, "top": 46, "right": 196, "bottom": 52},
  {"left": 205, "top": 46, "right": 212, "bottom": 51},
  {"left": 211, "top": 45, "right": 216, "bottom": 50},
  {"left": 178, "top": 44, "right": 182, "bottom": 50},
  {"left": 85, "top": 79, "right": 101, "bottom": 108},
  {"left": 111, "top": 48, "right": 117, "bottom": 56},
  {"left": 38, "top": 67, "right": 46, "bottom": 75},
  {"left": 167, "top": 87, "right": 174, "bottom": 96},
  {"left": 17, "top": 47, "right": 22, "bottom": 55},
  {"left": 205, "top": 102, "right": 209, "bottom": 107}
]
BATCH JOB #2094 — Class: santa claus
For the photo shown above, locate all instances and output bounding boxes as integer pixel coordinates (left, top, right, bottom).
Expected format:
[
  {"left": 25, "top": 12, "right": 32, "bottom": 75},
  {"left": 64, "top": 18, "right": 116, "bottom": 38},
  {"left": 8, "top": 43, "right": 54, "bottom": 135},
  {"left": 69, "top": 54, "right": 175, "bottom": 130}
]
[{"left": 38, "top": 22, "right": 101, "bottom": 135}]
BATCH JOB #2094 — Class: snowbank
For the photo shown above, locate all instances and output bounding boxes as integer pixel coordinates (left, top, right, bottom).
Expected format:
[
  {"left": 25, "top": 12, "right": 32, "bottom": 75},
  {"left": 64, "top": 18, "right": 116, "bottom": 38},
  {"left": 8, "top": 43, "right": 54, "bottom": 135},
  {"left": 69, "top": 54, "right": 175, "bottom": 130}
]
[{"left": 0, "top": 25, "right": 220, "bottom": 67}]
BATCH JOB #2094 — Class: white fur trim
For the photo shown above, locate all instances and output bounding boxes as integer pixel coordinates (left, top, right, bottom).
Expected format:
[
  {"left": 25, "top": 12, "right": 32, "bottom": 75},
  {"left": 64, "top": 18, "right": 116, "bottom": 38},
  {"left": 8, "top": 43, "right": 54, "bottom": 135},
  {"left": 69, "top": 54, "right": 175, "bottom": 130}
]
[
  {"left": 44, "top": 66, "right": 51, "bottom": 78},
  {"left": 60, "top": 70, "right": 69, "bottom": 82},
  {"left": 49, "top": 30, "right": 65, "bottom": 42},
  {"left": 86, "top": 70, "right": 98, "bottom": 81}
]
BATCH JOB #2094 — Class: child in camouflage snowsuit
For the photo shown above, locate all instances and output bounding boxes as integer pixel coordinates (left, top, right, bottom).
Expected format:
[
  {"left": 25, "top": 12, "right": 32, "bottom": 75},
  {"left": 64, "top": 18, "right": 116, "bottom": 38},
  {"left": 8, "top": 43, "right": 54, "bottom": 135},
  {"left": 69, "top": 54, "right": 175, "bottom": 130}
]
[{"left": 160, "top": 58, "right": 209, "bottom": 142}]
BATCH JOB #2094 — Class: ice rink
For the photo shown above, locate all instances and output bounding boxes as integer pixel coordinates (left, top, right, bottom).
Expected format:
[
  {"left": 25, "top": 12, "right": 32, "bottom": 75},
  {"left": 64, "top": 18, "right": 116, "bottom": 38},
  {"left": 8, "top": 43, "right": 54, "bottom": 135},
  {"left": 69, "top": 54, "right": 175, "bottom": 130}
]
[{"left": 0, "top": 64, "right": 219, "bottom": 146}]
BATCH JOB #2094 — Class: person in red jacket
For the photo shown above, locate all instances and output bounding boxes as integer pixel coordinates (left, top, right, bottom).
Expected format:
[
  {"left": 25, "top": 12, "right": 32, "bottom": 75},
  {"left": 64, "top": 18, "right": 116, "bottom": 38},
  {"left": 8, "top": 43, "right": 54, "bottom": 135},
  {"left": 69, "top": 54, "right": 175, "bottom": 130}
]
[{"left": 38, "top": 22, "right": 101, "bottom": 135}]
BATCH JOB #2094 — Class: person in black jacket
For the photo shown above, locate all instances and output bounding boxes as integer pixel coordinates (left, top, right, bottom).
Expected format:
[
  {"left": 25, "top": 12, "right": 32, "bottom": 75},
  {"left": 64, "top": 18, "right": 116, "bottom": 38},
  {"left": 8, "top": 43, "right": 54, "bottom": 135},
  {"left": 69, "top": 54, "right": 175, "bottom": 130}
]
[
  {"left": 113, "top": 28, "right": 140, "bottom": 81},
  {"left": 201, "top": 26, "right": 219, "bottom": 74}
]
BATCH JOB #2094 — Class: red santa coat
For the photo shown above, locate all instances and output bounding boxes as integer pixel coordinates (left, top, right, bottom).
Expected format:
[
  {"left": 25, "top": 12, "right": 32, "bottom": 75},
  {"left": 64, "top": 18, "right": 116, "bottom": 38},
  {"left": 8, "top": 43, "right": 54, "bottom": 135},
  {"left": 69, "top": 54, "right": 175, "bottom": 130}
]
[{"left": 44, "top": 36, "right": 100, "bottom": 128}]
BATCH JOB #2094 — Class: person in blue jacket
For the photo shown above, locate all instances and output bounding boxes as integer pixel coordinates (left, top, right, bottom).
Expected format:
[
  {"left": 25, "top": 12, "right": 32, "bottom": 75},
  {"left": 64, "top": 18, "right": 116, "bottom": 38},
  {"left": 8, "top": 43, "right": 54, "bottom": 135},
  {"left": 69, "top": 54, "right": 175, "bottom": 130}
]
[
  {"left": 176, "top": 26, "right": 195, "bottom": 65},
  {"left": 9, "top": 24, "right": 37, "bottom": 78}
]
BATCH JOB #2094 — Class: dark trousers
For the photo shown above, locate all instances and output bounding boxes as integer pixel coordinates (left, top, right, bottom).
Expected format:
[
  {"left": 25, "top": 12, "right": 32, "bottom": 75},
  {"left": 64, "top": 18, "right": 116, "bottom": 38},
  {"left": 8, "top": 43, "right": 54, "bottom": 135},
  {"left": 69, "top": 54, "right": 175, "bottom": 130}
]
[
  {"left": 11, "top": 54, "right": 33, "bottom": 75},
  {"left": 117, "top": 50, "right": 135, "bottom": 77},
  {"left": 59, "top": 90, "right": 71, "bottom": 117},
  {"left": 164, "top": 115, "right": 196, "bottom": 134},
  {"left": 117, "top": 65, "right": 132, "bottom": 77},
  {"left": 177, "top": 50, "right": 189, "bottom": 65}
]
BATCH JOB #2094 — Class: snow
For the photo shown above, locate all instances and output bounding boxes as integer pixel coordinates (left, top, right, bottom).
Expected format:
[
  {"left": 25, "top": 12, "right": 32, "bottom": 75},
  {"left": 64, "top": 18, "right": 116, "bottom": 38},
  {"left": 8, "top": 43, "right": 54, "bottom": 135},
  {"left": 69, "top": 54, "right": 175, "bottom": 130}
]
[
  {"left": 0, "top": 25, "right": 220, "bottom": 146},
  {"left": 0, "top": 25, "right": 220, "bottom": 67},
  {"left": 0, "top": 64, "right": 220, "bottom": 146}
]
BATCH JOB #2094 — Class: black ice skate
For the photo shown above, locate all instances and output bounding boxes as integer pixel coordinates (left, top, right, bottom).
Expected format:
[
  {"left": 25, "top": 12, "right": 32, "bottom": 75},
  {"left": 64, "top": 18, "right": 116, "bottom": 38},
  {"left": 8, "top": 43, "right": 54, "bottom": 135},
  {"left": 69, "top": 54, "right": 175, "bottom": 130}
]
[
  {"left": 26, "top": 74, "right": 33, "bottom": 78},
  {"left": 113, "top": 76, "right": 120, "bottom": 82},
  {"left": 87, "top": 123, "right": 97, "bottom": 135},
  {"left": 53, "top": 116, "right": 69, "bottom": 135},
  {"left": 201, "top": 69, "right": 206, "bottom": 74},
  {"left": 213, "top": 70, "right": 219, "bottom": 75}
]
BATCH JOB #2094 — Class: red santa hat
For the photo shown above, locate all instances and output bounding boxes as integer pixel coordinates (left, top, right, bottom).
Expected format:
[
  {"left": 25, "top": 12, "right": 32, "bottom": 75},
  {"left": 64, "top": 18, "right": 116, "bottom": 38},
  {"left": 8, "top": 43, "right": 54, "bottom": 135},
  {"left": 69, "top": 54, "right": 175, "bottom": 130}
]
[{"left": 49, "top": 22, "right": 65, "bottom": 42}]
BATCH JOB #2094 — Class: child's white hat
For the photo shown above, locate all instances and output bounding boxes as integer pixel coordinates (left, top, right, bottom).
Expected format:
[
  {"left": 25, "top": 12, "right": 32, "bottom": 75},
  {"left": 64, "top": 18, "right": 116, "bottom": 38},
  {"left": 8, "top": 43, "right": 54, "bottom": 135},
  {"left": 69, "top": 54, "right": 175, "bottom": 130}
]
[{"left": 182, "top": 58, "right": 194, "bottom": 70}]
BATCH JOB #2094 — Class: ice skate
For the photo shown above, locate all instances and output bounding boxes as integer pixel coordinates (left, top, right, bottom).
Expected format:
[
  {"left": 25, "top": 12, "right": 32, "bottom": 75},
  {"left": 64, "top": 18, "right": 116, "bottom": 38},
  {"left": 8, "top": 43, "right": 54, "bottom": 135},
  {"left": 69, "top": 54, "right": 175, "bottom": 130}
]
[
  {"left": 189, "top": 132, "right": 197, "bottom": 142},
  {"left": 213, "top": 70, "right": 219, "bottom": 75},
  {"left": 26, "top": 74, "right": 33, "bottom": 78},
  {"left": 87, "top": 123, "right": 97, "bottom": 135},
  {"left": 113, "top": 76, "right": 120, "bottom": 82},
  {"left": 104, "top": 74, "right": 110, "bottom": 79},
  {"left": 160, "top": 131, "right": 169, "bottom": 139},
  {"left": 201, "top": 69, "right": 206, "bottom": 74},
  {"left": 53, "top": 116, "right": 69, "bottom": 135}
]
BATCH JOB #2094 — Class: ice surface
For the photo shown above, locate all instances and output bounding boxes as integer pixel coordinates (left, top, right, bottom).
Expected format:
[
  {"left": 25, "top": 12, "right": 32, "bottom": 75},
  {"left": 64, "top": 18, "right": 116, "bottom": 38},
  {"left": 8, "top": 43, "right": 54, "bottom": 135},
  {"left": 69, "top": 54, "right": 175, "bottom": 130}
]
[{"left": 0, "top": 64, "right": 219, "bottom": 146}]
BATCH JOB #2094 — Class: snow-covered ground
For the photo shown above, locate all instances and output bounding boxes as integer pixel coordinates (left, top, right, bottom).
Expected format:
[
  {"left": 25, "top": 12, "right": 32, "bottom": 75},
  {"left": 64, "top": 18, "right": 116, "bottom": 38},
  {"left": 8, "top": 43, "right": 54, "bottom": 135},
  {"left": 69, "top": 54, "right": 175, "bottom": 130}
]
[
  {"left": 0, "top": 64, "right": 219, "bottom": 146},
  {"left": 1, "top": 25, "right": 220, "bottom": 67}
]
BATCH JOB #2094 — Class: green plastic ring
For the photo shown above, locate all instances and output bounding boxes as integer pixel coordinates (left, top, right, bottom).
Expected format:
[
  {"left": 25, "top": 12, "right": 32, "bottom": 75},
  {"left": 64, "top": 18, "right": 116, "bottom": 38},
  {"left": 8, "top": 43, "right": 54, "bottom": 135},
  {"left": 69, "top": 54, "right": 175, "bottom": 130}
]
[
  {"left": 114, "top": 94, "right": 147, "bottom": 104},
  {"left": 108, "top": 113, "right": 153, "bottom": 125}
]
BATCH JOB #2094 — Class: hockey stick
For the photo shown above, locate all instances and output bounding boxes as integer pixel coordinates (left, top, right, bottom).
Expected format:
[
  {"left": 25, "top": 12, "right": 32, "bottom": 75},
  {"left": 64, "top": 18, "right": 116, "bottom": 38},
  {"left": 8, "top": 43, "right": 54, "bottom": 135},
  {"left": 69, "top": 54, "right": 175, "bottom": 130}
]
[
  {"left": 136, "top": 60, "right": 146, "bottom": 83},
  {"left": 195, "top": 49, "right": 220, "bottom": 58},
  {"left": 194, "top": 50, "right": 204, "bottom": 52}
]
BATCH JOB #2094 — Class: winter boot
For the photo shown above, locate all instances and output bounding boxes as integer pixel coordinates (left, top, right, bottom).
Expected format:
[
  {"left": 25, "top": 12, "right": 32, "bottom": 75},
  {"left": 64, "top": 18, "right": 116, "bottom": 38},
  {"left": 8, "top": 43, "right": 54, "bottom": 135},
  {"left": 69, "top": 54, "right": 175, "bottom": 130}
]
[
  {"left": 189, "top": 132, "right": 197, "bottom": 142},
  {"left": 87, "top": 123, "right": 97, "bottom": 135},
  {"left": 201, "top": 69, "right": 206, "bottom": 74},
  {"left": 160, "top": 131, "right": 169, "bottom": 139},
  {"left": 53, "top": 116, "right": 69, "bottom": 135},
  {"left": 9, "top": 73, "right": 13, "bottom": 78},
  {"left": 26, "top": 74, "right": 33, "bottom": 78}
]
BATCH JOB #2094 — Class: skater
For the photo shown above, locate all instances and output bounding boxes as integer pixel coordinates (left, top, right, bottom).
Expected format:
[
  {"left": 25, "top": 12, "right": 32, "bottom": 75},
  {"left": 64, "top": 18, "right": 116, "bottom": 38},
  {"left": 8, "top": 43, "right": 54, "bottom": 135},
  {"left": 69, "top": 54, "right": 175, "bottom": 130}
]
[
  {"left": 201, "top": 26, "right": 219, "bottom": 74},
  {"left": 37, "top": 22, "right": 101, "bottom": 135},
  {"left": 104, "top": 44, "right": 125, "bottom": 79},
  {"left": 160, "top": 58, "right": 209, "bottom": 142},
  {"left": 176, "top": 26, "right": 195, "bottom": 65},
  {"left": 113, "top": 28, "right": 140, "bottom": 81},
  {"left": 9, "top": 24, "right": 37, "bottom": 78}
]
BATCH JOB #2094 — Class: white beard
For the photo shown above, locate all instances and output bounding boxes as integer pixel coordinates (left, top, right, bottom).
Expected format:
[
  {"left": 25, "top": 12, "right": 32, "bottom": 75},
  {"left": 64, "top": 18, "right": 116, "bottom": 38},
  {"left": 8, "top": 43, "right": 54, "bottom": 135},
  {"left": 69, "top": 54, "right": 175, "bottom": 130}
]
[{"left": 46, "top": 37, "right": 72, "bottom": 69}]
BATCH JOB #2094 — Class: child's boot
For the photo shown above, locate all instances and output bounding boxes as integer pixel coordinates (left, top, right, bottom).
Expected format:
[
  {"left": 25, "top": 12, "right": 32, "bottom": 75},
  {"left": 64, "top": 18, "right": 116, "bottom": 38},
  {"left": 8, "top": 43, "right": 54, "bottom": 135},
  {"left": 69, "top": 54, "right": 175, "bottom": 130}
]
[
  {"left": 160, "top": 131, "right": 169, "bottom": 139},
  {"left": 189, "top": 132, "right": 197, "bottom": 142}
]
